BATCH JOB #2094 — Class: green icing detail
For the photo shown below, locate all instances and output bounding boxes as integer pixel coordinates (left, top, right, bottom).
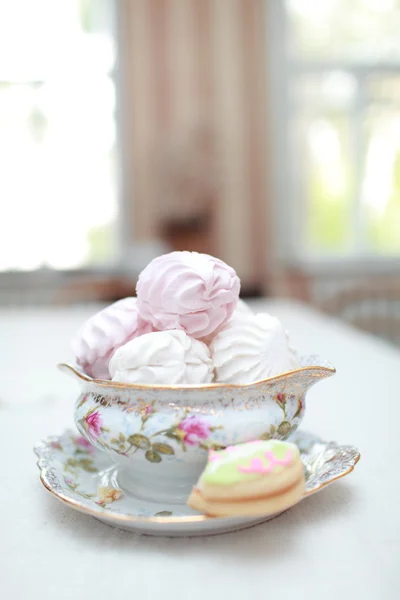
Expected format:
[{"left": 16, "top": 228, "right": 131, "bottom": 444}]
[{"left": 201, "top": 440, "right": 295, "bottom": 486}]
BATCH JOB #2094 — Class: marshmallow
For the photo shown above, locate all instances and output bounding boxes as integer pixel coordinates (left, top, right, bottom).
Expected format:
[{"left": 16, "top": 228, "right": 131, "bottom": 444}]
[
  {"left": 200, "top": 298, "right": 253, "bottom": 346},
  {"left": 210, "top": 313, "right": 299, "bottom": 384},
  {"left": 231, "top": 298, "right": 253, "bottom": 319},
  {"left": 136, "top": 251, "right": 240, "bottom": 339},
  {"left": 109, "top": 330, "right": 214, "bottom": 385},
  {"left": 72, "top": 298, "right": 153, "bottom": 380}
]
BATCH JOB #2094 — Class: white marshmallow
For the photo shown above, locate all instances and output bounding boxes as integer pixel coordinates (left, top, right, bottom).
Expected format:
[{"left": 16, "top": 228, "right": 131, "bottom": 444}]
[
  {"left": 110, "top": 330, "right": 214, "bottom": 385},
  {"left": 210, "top": 313, "right": 299, "bottom": 384}
]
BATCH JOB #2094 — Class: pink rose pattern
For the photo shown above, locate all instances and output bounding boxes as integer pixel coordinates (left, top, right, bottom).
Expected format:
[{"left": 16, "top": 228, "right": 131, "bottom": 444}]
[
  {"left": 50, "top": 441, "right": 62, "bottom": 450},
  {"left": 85, "top": 411, "right": 103, "bottom": 438},
  {"left": 75, "top": 436, "right": 94, "bottom": 451},
  {"left": 78, "top": 400, "right": 296, "bottom": 464},
  {"left": 178, "top": 415, "right": 211, "bottom": 446}
]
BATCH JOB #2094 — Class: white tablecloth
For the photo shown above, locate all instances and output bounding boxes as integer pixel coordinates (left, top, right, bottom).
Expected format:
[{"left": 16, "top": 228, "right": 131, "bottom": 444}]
[{"left": 1, "top": 300, "right": 399, "bottom": 599}]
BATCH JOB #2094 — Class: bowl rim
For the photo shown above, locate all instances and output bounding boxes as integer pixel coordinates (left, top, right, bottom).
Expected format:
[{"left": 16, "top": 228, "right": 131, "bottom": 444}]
[{"left": 58, "top": 361, "right": 336, "bottom": 392}]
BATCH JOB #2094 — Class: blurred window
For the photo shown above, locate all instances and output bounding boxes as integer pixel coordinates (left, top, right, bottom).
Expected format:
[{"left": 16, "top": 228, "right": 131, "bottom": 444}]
[
  {"left": 0, "top": 0, "right": 118, "bottom": 271},
  {"left": 284, "top": 0, "right": 400, "bottom": 257}
]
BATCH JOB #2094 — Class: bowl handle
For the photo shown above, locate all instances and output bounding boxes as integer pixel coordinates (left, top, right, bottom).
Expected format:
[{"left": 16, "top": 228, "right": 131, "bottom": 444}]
[{"left": 58, "top": 363, "right": 93, "bottom": 386}]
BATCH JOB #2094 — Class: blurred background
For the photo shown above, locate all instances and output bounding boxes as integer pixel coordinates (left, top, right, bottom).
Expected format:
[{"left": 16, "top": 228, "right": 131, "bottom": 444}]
[{"left": 1, "top": 0, "right": 400, "bottom": 345}]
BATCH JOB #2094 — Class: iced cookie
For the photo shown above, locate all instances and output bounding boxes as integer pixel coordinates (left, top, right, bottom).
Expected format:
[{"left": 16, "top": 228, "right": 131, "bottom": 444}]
[{"left": 187, "top": 440, "right": 305, "bottom": 517}]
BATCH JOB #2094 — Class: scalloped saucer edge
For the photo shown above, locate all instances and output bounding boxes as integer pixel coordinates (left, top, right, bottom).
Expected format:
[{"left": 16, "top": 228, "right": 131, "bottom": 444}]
[{"left": 34, "top": 430, "right": 360, "bottom": 537}]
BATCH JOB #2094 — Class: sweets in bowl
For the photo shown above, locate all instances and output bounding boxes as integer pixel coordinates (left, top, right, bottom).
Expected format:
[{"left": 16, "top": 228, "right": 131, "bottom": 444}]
[
  {"left": 63, "top": 250, "right": 335, "bottom": 502},
  {"left": 60, "top": 357, "right": 333, "bottom": 502},
  {"left": 187, "top": 439, "right": 305, "bottom": 516},
  {"left": 70, "top": 251, "right": 300, "bottom": 386}
]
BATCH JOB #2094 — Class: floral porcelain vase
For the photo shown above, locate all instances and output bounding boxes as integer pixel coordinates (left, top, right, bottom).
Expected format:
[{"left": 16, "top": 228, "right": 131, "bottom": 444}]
[{"left": 60, "top": 356, "right": 335, "bottom": 503}]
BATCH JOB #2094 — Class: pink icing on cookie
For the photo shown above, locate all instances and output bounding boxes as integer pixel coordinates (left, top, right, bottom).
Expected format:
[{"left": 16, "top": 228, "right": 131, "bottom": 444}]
[
  {"left": 237, "top": 449, "right": 292, "bottom": 474},
  {"left": 225, "top": 446, "right": 239, "bottom": 453},
  {"left": 209, "top": 452, "right": 221, "bottom": 462}
]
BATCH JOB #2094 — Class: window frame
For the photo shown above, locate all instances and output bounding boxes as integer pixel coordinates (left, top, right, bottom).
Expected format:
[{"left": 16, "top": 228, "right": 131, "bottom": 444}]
[
  {"left": 266, "top": 1, "right": 400, "bottom": 270},
  {"left": 0, "top": 0, "right": 131, "bottom": 291}
]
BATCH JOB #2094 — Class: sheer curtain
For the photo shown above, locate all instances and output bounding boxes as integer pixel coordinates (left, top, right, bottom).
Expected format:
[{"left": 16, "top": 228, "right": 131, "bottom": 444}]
[{"left": 119, "top": 0, "right": 271, "bottom": 290}]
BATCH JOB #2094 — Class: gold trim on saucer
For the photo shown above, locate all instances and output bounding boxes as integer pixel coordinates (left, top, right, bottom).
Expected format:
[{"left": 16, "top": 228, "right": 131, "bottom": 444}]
[
  {"left": 39, "top": 472, "right": 211, "bottom": 524},
  {"left": 36, "top": 453, "right": 360, "bottom": 526},
  {"left": 303, "top": 452, "right": 361, "bottom": 497}
]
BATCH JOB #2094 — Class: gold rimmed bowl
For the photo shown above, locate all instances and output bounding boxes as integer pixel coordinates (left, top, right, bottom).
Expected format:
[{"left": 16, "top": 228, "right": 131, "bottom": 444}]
[{"left": 59, "top": 355, "right": 335, "bottom": 503}]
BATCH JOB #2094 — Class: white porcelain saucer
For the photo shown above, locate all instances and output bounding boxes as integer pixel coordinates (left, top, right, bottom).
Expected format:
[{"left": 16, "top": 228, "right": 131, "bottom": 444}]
[{"left": 34, "top": 430, "right": 360, "bottom": 537}]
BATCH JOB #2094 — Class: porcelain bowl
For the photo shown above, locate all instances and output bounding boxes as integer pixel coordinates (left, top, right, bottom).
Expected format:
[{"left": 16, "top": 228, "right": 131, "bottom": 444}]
[{"left": 59, "top": 356, "right": 335, "bottom": 503}]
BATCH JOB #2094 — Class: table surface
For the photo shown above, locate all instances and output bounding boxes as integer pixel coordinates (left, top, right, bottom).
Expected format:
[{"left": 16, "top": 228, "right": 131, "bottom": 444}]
[{"left": 1, "top": 299, "right": 399, "bottom": 600}]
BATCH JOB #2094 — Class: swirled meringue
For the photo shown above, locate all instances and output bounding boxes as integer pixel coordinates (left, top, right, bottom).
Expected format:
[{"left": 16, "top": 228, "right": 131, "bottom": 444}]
[
  {"left": 210, "top": 313, "right": 299, "bottom": 384},
  {"left": 200, "top": 298, "right": 253, "bottom": 346},
  {"left": 109, "top": 330, "right": 214, "bottom": 385},
  {"left": 71, "top": 298, "right": 153, "bottom": 380},
  {"left": 232, "top": 298, "right": 252, "bottom": 319},
  {"left": 136, "top": 251, "right": 240, "bottom": 339}
]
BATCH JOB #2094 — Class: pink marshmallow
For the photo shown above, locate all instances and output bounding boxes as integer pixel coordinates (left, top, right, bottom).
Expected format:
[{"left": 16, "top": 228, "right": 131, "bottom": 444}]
[
  {"left": 136, "top": 251, "right": 240, "bottom": 339},
  {"left": 71, "top": 297, "right": 153, "bottom": 380}
]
